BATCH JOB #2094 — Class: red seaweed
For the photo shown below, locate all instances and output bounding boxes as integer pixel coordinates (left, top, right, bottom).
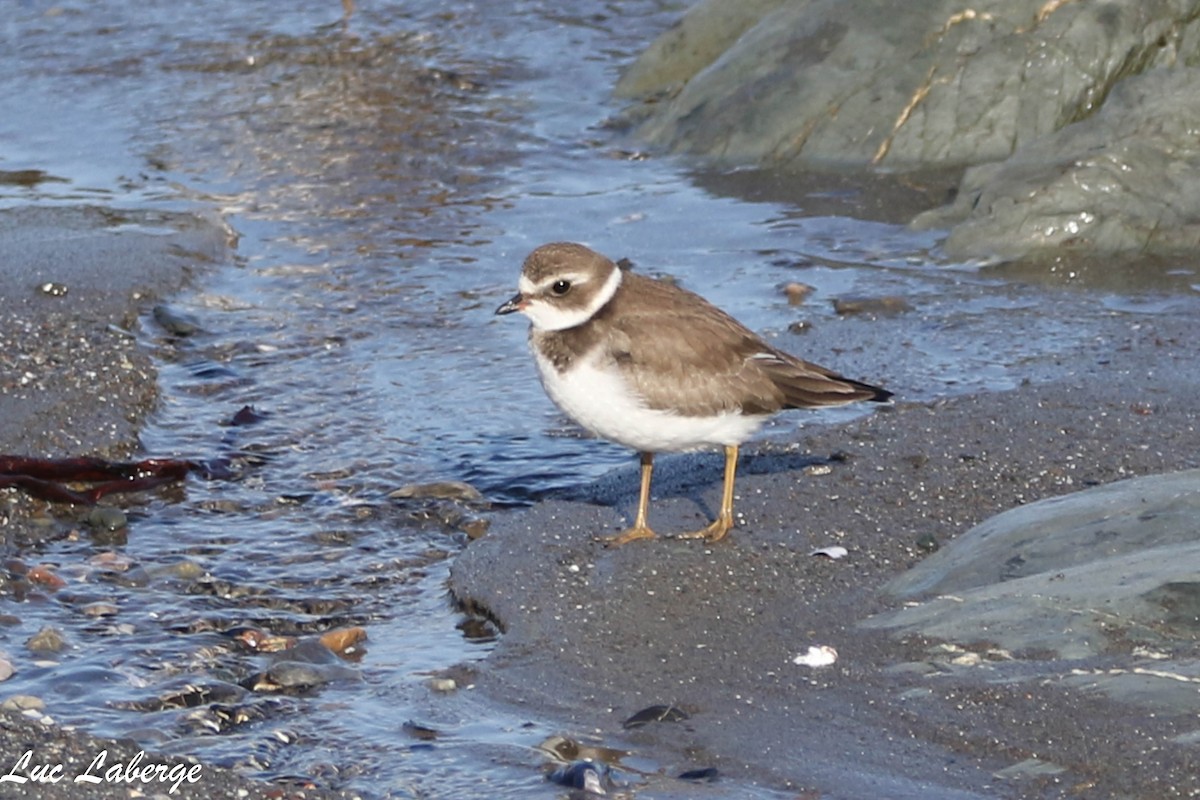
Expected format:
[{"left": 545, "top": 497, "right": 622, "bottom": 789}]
[{"left": 0, "top": 455, "right": 203, "bottom": 505}]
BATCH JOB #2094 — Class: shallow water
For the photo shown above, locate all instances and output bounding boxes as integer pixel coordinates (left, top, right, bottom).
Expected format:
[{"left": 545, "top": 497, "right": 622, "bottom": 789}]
[{"left": 2, "top": 1, "right": 1199, "bottom": 798}]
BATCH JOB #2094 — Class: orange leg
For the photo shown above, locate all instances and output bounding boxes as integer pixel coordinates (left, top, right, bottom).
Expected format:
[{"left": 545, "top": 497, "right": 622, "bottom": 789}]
[
  {"left": 603, "top": 452, "right": 657, "bottom": 546},
  {"left": 676, "top": 444, "right": 738, "bottom": 543}
]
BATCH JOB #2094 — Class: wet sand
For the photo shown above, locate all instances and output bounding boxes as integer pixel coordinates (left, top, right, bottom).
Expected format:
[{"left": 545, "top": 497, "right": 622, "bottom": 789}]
[
  {"left": 0, "top": 205, "right": 351, "bottom": 800},
  {"left": 452, "top": 309, "right": 1200, "bottom": 798}
]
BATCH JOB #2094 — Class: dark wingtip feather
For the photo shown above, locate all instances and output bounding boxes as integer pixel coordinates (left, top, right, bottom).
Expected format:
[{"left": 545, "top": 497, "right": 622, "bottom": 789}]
[
  {"left": 773, "top": 372, "right": 893, "bottom": 410},
  {"left": 853, "top": 380, "right": 893, "bottom": 404}
]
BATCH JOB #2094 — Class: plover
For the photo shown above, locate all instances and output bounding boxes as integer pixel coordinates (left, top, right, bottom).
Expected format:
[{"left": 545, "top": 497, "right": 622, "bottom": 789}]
[{"left": 496, "top": 242, "right": 891, "bottom": 545}]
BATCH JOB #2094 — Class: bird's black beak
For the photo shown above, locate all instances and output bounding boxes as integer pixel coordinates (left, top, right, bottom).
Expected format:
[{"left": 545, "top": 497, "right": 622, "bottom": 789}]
[{"left": 495, "top": 292, "right": 525, "bottom": 316}]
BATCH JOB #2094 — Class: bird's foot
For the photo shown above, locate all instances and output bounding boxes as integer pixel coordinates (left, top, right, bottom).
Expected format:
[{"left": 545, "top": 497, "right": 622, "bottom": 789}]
[
  {"left": 674, "top": 514, "right": 734, "bottom": 544},
  {"left": 601, "top": 524, "right": 657, "bottom": 547}
]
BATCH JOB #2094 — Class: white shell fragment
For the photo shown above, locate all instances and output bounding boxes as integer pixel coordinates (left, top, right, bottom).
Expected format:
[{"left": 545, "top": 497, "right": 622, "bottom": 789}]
[
  {"left": 792, "top": 645, "right": 838, "bottom": 668},
  {"left": 811, "top": 546, "right": 848, "bottom": 559}
]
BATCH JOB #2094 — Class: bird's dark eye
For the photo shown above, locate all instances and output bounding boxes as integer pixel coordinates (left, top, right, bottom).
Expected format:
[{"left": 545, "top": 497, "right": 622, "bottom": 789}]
[{"left": 551, "top": 279, "right": 571, "bottom": 296}]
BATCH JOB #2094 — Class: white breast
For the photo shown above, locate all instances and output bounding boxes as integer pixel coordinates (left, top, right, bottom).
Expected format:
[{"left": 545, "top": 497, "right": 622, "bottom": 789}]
[{"left": 532, "top": 347, "right": 765, "bottom": 453}]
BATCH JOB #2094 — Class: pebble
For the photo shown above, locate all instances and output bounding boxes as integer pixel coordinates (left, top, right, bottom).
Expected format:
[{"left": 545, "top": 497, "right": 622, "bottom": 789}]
[
  {"left": 27, "top": 565, "right": 66, "bottom": 590},
  {"left": 88, "top": 551, "right": 134, "bottom": 571},
  {"left": 87, "top": 506, "right": 128, "bottom": 532},
  {"left": 148, "top": 560, "right": 206, "bottom": 581},
  {"left": 26, "top": 626, "right": 68, "bottom": 654},
  {"left": 427, "top": 677, "right": 457, "bottom": 693},
  {"left": 783, "top": 282, "right": 815, "bottom": 305},
  {"left": 254, "top": 662, "right": 330, "bottom": 691},
  {"left": 233, "top": 628, "right": 296, "bottom": 653},
  {"left": 832, "top": 295, "right": 914, "bottom": 316},
  {"left": 152, "top": 304, "right": 202, "bottom": 336},
  {"left": 402, "top": 720, "right": 439, "bottom": 741},
  {"left": 0, "top": 656, "right": 14, "bottom": 681},
  {"left": 460, "top": 516, "right": 490, "bottom": 539},
  {"left": 318, "top": 626, "right": 367, "bottom": 658},
  {"left": 81, "top": 601, "right": 119, "bottom": 617},
  {"left": 389, "top": 480, "right": 484, "bottom": 503},
  {"left": 787, "top": 320, "right": 813, "bottom": 334},
  {"left": 1, "top": 695, "right": 44, "bottom": 712}
]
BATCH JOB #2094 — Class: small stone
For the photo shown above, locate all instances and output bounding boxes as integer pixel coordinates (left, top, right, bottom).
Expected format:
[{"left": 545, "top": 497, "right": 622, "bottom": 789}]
[
  {"left": 233, "top": 628, "right": 296, "bottom": 653},
  {"left": 153, "top": 304, "right": 202, "bottom": 336},
  {"left": 0, "top": 657, "right": 14, "bottom": 681},
  {"left": 915, "top": 532, "right": 940, "bottom": 553},
  {"left": 427, "top": 677, "right": 457, "bottom": 693},
  {"left": 254, "top": 662, "right": 330, "bottom": 691},
  {"left": 803, "top": 464, "right": 833, "bottom": 477},
  {"left": 27, "top": 626, "right": 68, "bottom": 654},
  {"left": 460, "top": 517, "right": 490, "bottom": 540},
  {"left": 783, "top": 282, "right": 815, "bottom": 305},
  {"left": 787, "top": 320, "right": 813, "bottom": 335},
  {"left": 318, "top": 626, "right": 368, "bottom": 658},
  {"left": 39, "top": 282, "right": 68, "bottom": 297},
  {"left": 832, "top": 296, "right": 913, "bottom": 316},
  {"left": 1, "top": 695, "right": 43, "bottom": 711},
  {"left": 389, "top": 481, "right": 484, "bottom": 503},
  {"left": 86, "top": 507, "right": 127, "bottom": 532},
  {"left": 27, "top": 565, "right": 66, "bottom": 590},
  {"left": 81, "top": 601, "right": 119, "bottom": 617},
  {"left": 402, "top": 720, "right": 439, "bottom": 741},
  {"left": 88, "top": 551, "right": 134, "bottom": 571},
  {"left": 149, "top": 560, "right": 206, "bottom": 581}
]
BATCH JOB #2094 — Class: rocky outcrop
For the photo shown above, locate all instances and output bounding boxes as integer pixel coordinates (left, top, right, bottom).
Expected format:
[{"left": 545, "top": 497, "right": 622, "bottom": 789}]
[
  {"left": 865, "top": 469, "right": 1200, "bottom": 710},
  {"left": 618, "top": 0, "right": 1200, "bottom": 261},
  {"left": 912, "top": 68, "right": 1200, "bottom": 261},
  {"left": 618, "top": 0, "right": 1200, "bottom": 170}
]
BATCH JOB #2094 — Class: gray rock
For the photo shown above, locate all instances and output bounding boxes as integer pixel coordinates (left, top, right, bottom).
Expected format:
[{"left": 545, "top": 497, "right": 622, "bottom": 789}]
[
  {"left": 914, "top": 68, "right": 1200, "bottom": 261},
  {"left": 1061, "top": 660, "right": 1200, "bottom": 714},
  {"left": 884, "top": 469, "right": 1200, "bottom": 599},
  {"left": 618, "top": 0, "right": 1195, "bottom": 170},
  {"left": 864, "top": 470, "right": 1200, "bottom": 660}
]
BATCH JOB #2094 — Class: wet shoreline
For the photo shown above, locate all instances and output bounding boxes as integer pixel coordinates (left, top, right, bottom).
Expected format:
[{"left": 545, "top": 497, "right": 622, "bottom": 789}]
[
  {"left": 3, "top": 203, "right": 1199, "bottom": 798},
  {"left": 0, "top": 204, "right": 352, "bottom": 800}
]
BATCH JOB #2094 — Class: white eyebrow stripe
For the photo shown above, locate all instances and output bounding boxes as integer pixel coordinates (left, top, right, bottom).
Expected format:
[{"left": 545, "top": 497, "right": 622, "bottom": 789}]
[
  {"left": 518, "top": 274, "right": 537, "bottom": 295},
  {"left": 535, "top": 271, "right": 590, "bottom": 291}
]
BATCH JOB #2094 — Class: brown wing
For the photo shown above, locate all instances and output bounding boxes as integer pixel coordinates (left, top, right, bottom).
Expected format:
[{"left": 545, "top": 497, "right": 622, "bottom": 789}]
[
  {"left": 600, "top": 273, "right": 890, "bottom": 416},
  {"left": 746, "top": 350, "right": 893, "bottom": 411}
]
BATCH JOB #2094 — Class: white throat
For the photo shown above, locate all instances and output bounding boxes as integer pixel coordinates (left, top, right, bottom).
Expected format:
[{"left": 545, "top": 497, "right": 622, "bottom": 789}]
[{"left": 522, "top": 264, "right": 622, "bottom": 331}]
